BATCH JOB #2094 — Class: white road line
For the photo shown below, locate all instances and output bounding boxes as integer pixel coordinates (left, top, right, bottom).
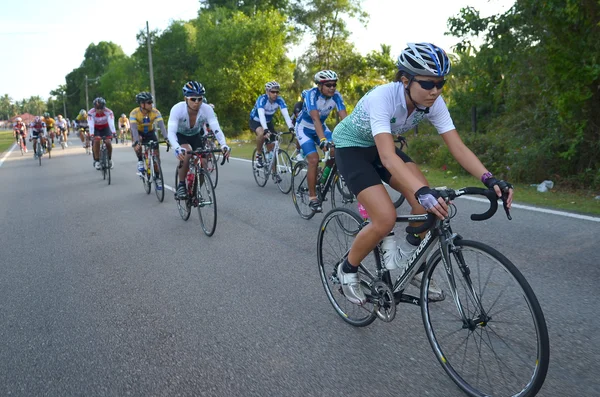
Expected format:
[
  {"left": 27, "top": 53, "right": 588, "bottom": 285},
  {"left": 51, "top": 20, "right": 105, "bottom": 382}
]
[{"left": 0, "top": 143, "right": 17, "bottom": 168}]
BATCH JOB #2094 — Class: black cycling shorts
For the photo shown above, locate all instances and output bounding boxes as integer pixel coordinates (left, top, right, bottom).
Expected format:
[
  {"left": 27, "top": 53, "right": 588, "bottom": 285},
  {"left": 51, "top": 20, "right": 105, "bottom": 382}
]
[
  {"left": 176, "top": 133, "right": 205, "bottom": 151},
  {"left": 249, "top": 119, "right": 275, "bottom": 135},
  {"left": 93, "top": 126, "right": 112, "bottom": 138},
  {"left": 335, "top": 145, "right": 414, "bottom": 197}
]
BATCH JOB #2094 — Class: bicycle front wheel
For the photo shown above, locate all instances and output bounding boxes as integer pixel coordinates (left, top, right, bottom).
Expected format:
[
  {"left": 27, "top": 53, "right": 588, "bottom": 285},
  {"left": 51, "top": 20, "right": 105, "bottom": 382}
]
[
  {"left": 175, "top": 168, "right": 191, "bottom": 221},
  {"left": 196, "top": 169, "right": 217, "bottom": 236},
  {"left": 153, "top": 157, "right": 164, "bottom": 202},
  {"left": 291, "top": 161, "right": 315, "bottom": 220},
  {"left": 205, "top": 152, "right": 219, "bottom": 189},
  {"left": 317, "top": 208, "right": 379, "bottom": 327},
  {"left": 251, "top": 148, "right": 268, "bottom": 187},
  {"left": 275, "top": 149, "right": 293, "bottom": 194},
  {"left": 421, "top": 239, "right": 549, "bottom": 397}
]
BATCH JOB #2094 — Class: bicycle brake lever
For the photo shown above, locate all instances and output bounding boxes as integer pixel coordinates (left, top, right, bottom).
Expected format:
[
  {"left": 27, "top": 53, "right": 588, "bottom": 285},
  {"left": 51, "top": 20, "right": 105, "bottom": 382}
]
[{"left": 502, "top": 190, "right": 512, "bottom": 220}]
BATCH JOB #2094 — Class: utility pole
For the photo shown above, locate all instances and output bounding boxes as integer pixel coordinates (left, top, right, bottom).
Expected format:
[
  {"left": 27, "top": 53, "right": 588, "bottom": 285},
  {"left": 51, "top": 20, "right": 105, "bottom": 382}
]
[
  {"left": 85, "top": 75, "right": 89, "bottom": 111},
  {"left": 85, "top": 75, "right": 100, "bottom": 111},
  {"left": 147, "top": 21, "right": 156, "bottom": 107}
]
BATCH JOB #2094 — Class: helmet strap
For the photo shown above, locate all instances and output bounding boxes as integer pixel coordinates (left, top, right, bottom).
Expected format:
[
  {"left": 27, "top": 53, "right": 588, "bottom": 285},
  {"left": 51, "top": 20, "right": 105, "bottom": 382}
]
[{"left": 405, "top": 77, "right": 430, "bottom": 114}]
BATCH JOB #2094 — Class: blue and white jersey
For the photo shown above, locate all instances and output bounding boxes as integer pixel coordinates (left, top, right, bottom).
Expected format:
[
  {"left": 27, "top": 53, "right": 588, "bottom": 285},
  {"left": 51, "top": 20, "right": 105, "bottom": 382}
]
[
  {"left": 298, "top": 87, "right": 346, "bottom": 130},
  {"left": 250, "top": 94, "right": 288, "bottom": 123}
]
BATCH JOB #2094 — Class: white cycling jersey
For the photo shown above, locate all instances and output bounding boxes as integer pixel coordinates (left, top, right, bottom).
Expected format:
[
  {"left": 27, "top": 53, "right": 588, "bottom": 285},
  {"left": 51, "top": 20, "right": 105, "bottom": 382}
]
[
  {"left": 333, "top": 81, "right": 455, "bottom": 148},
  {"left": 87, "top": 108, "right": 116, "bottom": 135},
  {"left": 167, "top": 101, "right": 227, "bottom": 151}
]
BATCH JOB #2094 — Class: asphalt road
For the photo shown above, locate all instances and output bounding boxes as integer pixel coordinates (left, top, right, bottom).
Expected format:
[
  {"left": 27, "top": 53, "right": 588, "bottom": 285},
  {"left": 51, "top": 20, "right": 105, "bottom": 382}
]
[{"left": 0, "top": 136, "right": 598, "bottom": 396}]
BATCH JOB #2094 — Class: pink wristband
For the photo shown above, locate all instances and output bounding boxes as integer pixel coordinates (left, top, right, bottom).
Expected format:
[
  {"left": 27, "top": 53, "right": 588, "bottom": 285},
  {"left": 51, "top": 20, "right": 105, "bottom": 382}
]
[{"left": 481, "top": 171, "right": 493, "bottom": 183}]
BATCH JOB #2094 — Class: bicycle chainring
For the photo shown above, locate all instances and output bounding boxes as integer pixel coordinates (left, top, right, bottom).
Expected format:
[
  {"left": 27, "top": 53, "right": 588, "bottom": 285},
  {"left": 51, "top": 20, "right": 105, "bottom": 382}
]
[{"left": 373, "top": 281, "right": 396, "bottom": 322}]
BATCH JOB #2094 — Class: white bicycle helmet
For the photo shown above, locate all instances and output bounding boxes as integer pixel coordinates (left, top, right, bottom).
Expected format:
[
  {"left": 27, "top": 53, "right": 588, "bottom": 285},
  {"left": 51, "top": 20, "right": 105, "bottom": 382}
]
[
  {"left": 314, "top": 70, "right": 338, "bottom": 84},
  {"left": 397, "top": 43, "right": 451, "bottom": 77},
  {"left": 265, "top": 81, "right": 280, "bottom": 92}
]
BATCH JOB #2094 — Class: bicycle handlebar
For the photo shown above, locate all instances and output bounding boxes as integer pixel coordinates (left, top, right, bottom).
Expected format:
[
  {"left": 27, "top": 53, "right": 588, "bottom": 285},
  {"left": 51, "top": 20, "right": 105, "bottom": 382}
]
[
  {"left": 177, "top": 147, "right": 227, "bottom": 169},
  {"left": 404, "top": 186, "right": 511, "bottom": 235}
]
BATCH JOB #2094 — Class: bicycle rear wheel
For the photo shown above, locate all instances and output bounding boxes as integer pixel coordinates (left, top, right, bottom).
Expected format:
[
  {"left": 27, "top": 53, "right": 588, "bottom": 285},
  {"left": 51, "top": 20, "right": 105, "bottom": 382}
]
[
  {"left": 205, "top": 152, "right": 219, "bottom": 189},
  {"left": 275, "top": 149, "right": 293, "bottom": 194},
  {"left": 291, "top": 161, "right": 315, "bottom": 220},
  {"left": 196, "top": 168, "right": 217, "bottom": 236},
  {"left": 153, "top": 157, "right": 164, "bottom": 202},
  {"left": 252, "top": 148, "right": 268, "bottom": 187},
  {"left": 421, "top": 239, "right": 549, "bottom": 397},
  {"left": 175, "top": 169, "right": 191, "bottom": 221},
  {"left": 317, "top": 208, "right": 379, "bottom": 327},
  {"left": 142, "top": 164, "right": 151, "bottom": 194}
]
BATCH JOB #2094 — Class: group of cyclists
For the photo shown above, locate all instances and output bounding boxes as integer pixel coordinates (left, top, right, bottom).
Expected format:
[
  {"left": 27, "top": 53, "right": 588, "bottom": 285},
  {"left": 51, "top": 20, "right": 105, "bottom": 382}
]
[
  {"left": 13, "top": 113, "right": 71, "bottom": 157},
  {"left": 246, "top": 42, "right": 514, "bottom": 305},
  {"left": 12, "top": 42, "right": 515, "bottom": 306}
]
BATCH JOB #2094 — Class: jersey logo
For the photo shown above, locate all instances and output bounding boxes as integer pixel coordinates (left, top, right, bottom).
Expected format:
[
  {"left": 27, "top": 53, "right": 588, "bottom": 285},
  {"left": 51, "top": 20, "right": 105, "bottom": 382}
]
[{"left": 391, "top": 117, "right": 396, "bottom": 123}]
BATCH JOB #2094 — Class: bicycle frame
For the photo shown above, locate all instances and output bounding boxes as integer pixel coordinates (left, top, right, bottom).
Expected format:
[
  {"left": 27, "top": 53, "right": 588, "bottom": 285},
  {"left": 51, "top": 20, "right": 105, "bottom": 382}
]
[{"left": 262, "top": 132, "right": 288, "bottom": 176}]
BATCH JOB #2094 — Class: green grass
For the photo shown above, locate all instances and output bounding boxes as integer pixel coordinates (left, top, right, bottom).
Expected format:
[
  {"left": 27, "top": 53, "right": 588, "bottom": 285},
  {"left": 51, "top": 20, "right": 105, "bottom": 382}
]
[
  {"left": 0, "top": 129, "right": 16, "bottom": 154},
  {"left": 229, "top": 139, "right": 600, "bottom": 216}
]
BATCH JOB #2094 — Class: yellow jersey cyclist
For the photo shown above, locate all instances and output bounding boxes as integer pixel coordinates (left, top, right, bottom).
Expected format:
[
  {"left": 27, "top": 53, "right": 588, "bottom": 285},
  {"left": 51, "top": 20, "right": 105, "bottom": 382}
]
[
  {"left": 332, "top": 43, "right": 514, "bottom": 305},
  {"left": 129, "top": 92, "right": 168, "bottom": 175},
  {"left": 169, "top": 81, "right": 231, "bottom": 199},
  {"left": 118, "top": 113, "right": 130, "bottom": 143},
  {"left": 76, "top": 109, "right": 90, "bottom": 148},
  {"left": 41, "top": 112, "right": 56, "bottom": 148},
  {"left": 55, "top": 115, "right": 68, "bottom": 147}
]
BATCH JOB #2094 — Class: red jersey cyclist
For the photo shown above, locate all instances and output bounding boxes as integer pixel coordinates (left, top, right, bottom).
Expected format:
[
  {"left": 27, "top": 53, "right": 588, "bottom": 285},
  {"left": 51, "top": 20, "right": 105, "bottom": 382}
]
[
  {"left": 13, "top": 117, "right": 27, "bottom": 152},
  {"left": 88, "top": 97, "right": 116, "bottom": 170}
]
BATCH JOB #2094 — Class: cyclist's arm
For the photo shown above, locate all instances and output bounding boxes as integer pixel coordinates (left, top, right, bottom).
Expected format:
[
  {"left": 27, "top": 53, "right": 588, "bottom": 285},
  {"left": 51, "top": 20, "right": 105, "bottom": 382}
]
[
  {"left": 167, "top": 115, "right": 181, "bottom": 151},
  {"left": 130, "top": 122, "right": 140, "bottom": 142},
  {"left": 280, "top": 107, "right": 294, "bottom": 129},
  {"left": 108, "top": 112, "right": 116, "bottom": 134},
  {"left": 88, "top": 114, "right": 95, "bottom": 136},
  {"left": 206, "top": 107, "right": 227, "bottom": 146},
  {"left": 257, "top": 108, "right": 269, "bottom": 131},
  {"left": 309, "top": 109, "right": 327, "bottom": 142},
  {"left": 155, "top": 119, "right": 168, "bottom": 140}
]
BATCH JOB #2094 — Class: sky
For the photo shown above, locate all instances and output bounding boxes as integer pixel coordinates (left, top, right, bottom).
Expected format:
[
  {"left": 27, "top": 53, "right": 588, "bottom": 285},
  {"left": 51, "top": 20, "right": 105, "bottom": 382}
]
[{"left": 1, "top": 0, "right": 514, "bottom": 103}]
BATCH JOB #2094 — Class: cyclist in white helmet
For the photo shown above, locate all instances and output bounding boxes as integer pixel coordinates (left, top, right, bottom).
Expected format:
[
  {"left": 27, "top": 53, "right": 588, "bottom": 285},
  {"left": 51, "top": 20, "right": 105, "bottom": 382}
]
[
  {"left": 296, "top": 70, "right": 347, "bottom": 212},
  {"left": 249, "top": 81, "right": 295, "bottom": 169},
  {"left": 332, "top": 43, "right": 514, "bottom": 305}
]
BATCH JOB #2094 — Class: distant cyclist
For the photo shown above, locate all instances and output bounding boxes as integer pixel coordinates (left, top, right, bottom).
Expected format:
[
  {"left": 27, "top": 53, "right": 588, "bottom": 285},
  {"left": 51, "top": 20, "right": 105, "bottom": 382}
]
[
  {"left": 88, "top": 97, "right": 116, "bottom": 170},
  {"left": 55, "top": 115, "right": 68, "bottom": 147},
  {"left": 41, "top": 112, "right": 56, "bottom": 148},
  {"left": 29, "top": 116, "right": 47, "bottom": 158},
  {"left": 249, "top": 81, "right": 295, "bottom": 168},
  {"left": 13, "top": 117, "right": 27, "bottom": 152}
]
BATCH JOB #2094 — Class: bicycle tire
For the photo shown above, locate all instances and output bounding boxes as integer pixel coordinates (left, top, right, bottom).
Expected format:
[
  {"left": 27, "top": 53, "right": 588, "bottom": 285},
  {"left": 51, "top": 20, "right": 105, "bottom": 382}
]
[
  {"left": 196, "top": 168, "right": 217, "bottom": 236},
  {"left": 421, "top": 239, "right": 550, "bottom": 397},
  {"left": 291, "top": 160, "right": 315, "bottom": 220},
  {"left": 317, "top": 208, "right": 379, "bottom": 327},
  {"left": 142, "top": 162, "right": 151, "bottom": 194},
  {"left": 175, "top": 168, "right": 191, "bottom": 221},
  {"left": 38, "top": 145, "right": 42, "bottom": 166},
  {"left": 206, "top": 152, "right": 219, "bottom": 189},
  {"left": 330, "top": 171, "right": 356, "bottom": 212},
  {"left": 153, "top": 157, "right": 164, "bottom": 202},
  {"left": 275, "top": 149, "right": 293, "bottom": 194},
  {"left": 107, "top": 162, "right": 111, "bottom": 185},
  {"left": 251, "top": 148, "right": 268, "bottom": 187}
]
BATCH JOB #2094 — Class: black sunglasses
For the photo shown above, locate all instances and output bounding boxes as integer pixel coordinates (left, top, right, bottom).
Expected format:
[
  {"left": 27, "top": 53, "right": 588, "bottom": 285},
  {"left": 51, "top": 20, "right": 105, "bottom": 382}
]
[
  {"left": 270, "top": 91, "right": 280, "bottom": 94},
  {"left": 143, "top": 101, "right": 153, "bottom": 105},
  {"left": 323, "top": 83, "right": 337, "bottom": 88},
  {"left": 187, "top": 97, "right": 203, "bottom": 102},
  {"left": 413, "top": 79, "right": 446, "bottom": 90}
]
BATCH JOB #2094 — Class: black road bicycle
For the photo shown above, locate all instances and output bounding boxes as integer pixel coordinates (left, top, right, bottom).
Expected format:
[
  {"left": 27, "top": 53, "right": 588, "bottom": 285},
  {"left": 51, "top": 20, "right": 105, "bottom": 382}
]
[{"left": 317, "top": 187, "right": 549, "bottom": 397}]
